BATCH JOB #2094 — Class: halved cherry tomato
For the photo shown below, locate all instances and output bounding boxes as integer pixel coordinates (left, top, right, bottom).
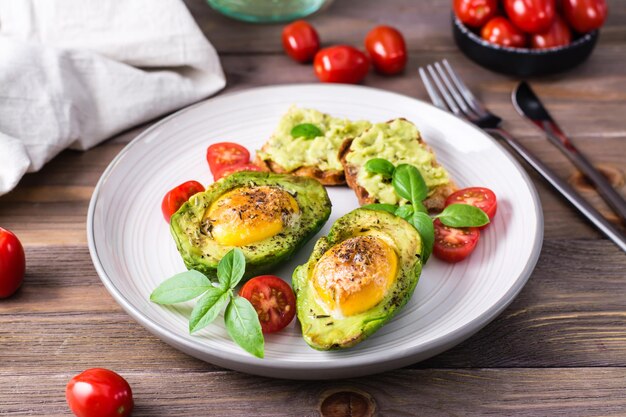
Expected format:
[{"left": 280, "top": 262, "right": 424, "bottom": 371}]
[
  {"left": 481, "top": 16, "right": 528, "bottom": 48},
  {"left": 504, "top": 0, "right": 556, "bottom": 34},
  {"left": 314, "top": 45, "right": 370, "bottom": 84},
  {"left": 562, "top": 0, "right": 607, "bottom": 33},
  {"left": 282, "top": 20, "right": 320, "bottom": 63},
  {"left": 433, "top": 219, "right": 480, "bottom": 263},
  {"left": 161, "top": 180, "right": 204, "bottom": 222},
  {"left": 364, "top": 26, "right": 407, "bottom": 75},
  {"left": 206, "top": 142, "right": 250, "bottom": 177},
  {"left": 66, "top": 368, "right": 133, "bottom": 417},
  {"left": 445, "top": 187, "right": 498, "bottom": 221},
  {"left": 0, "top": 227, "right": 25, "bottom": 298},
  {"left": 454, "top": 0, "right": 498, "bottom": 28},
  {"left": 240, "top": 275, "right": 296, "bottom": 334},
  {"left": 531, "top": 14, "right": 572, "bottom": 49},
  {"left": 214, "top": 163, "right": 264, "bottom": 181}
]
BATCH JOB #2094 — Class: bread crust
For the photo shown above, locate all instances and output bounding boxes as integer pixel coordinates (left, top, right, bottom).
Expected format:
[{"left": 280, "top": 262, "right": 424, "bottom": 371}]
[
  {"left": 253, "top": 144, "right": 346, "bottom": 186},
  {"left": 338, "top": 122, "right": 457, "bottom": 213}
]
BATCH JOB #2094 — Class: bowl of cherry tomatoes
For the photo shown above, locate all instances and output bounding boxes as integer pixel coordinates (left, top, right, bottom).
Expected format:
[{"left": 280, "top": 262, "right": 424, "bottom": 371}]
[{"left": 452, "top": 0, "right": 607, "bottom": 77}]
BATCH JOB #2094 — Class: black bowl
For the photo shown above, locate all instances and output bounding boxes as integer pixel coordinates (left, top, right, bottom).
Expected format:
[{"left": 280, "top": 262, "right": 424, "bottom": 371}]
[{"left": 452, "top": 15, "right": 598, "bottom": 77}]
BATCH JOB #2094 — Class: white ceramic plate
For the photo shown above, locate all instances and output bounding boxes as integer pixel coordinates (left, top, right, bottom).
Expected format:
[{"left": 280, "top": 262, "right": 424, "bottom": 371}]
[{"left": 88, "top": 84, "right": 543, "bottom": 379}]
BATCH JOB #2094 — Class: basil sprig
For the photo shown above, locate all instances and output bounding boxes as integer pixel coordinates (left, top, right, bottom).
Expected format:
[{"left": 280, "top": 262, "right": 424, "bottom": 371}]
[
  {"left": 435, "top": 203, "right": 489, "bottom": 228},
  {"left": 362, "top": 158, "right": 490, "bottom": 263},
  {"left": 290, "top": 123, "right": 323, "bottom": 139},
  {"left": 150, "top": 248, "right": 264, "bottom": 358}
]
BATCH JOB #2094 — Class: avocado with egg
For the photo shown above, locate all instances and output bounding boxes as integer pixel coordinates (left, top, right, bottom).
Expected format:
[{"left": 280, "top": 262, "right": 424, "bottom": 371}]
[
  {"left": 170, "top": 171, "right": 331, "bottom": 280},
  {"left": 292, "top": 208, "right": 423, "bottom": 350}
]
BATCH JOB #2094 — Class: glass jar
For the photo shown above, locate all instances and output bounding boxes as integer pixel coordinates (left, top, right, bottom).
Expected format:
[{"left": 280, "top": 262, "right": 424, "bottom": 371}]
[{"left": 207, "top": 0, "right": 332, "bottom": 23}]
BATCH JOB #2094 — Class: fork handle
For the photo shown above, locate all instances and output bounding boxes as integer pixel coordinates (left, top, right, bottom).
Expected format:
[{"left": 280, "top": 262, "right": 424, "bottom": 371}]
[{"left": 487, "top": 127, "right": 626, "bottom": 252}]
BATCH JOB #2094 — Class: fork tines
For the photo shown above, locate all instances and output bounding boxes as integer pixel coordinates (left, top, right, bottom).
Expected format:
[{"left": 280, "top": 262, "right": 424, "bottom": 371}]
[{"left": 418, "top": 60, "right": 489, "bottom": 122}]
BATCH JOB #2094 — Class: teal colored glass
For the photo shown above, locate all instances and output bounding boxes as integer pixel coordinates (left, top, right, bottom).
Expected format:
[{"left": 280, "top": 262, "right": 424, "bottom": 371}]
[{"left": 207, "top": 0, "right": 330, "bottom": 23}]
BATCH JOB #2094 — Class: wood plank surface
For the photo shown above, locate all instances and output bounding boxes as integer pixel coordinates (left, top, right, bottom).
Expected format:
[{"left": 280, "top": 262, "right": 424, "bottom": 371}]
[
  {"left": 1, "top": 0, "right": 625, "bottom": 415},
  {"left": 2, "top": 368, "right": 626, "bottom": 416}
]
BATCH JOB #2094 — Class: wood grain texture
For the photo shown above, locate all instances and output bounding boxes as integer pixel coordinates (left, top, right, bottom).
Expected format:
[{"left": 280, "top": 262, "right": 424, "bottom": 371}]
[
  {"left": 2, "top": 368, "right": 626, "bottom": 416},
  {"left": 1, "top": 0, "right": 625, "bottom": 415}
]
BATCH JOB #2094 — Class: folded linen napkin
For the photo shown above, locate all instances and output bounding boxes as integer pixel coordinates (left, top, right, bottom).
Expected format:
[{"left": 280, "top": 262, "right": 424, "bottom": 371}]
[{"left": 0, "top": 0, "right": 226, "bottom": 195}]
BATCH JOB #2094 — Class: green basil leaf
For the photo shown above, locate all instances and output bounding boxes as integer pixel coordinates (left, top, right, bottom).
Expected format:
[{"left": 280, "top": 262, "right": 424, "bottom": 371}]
[
  {"left": 224, "top": 296, "right": 264, "bottom": 359},
  {"left": 436, "top": 203, "right": 490, "bottom": 228},
  {"left": 392, "top": 164, "right": 428, "bottom": 205},
  {"left": 364, "top": 158, "right": 395, "bottom": 179},
  {"left": 408, "top": 211, "right": 434, "bottom": 263},
  {"left": 412, "top": 201, "right": 428, "bottom": 214},
  {"left": 189, "top": 287, "right": 230, "bottom": 333},
  {"left": 290, "top": 123, "right": 323, "bottom": 139},
  {"left": 217, "top": 248, "right": 246, "bottom": 289},
  {"left": 394, "top": 204, "right": 414, "bottom": 220},
  {"left": 362, "top": 203, "right": 398, "bottom": 215},
  {"left": 150, "top": 270, "right": 211, "bottom": 305}
]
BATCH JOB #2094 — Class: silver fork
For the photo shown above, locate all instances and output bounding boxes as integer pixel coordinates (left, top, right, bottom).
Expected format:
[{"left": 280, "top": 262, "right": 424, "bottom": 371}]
[{"left": 419, "top": 59, "right": 626, "bottom": 252}]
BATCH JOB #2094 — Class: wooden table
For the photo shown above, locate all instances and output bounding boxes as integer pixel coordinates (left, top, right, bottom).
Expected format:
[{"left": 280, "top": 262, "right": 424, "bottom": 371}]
[{"left": 2, "top": 1, "right": 625, "bottom": 415}]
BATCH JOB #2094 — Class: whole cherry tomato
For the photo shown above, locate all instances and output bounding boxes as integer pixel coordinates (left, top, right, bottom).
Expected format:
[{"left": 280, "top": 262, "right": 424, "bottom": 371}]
[
  {"left": 531, "top": 14, "right": 572, "bottom": 49},
  {"left": 161, "top": 180, "right": 205, "bottom": 222},
  {"left": 481, "top": 16, "right": 528, "bottom": 47},
  {"left": 433, "top": 219, "right": 480, "bottom": 263},
  {"left": 240, "top": 275, "right": 296, "bottom": 333},
  {"left": 206, "top": 142, "right": 251, "bottom": 177},
  {"left": 504, "top": 0, "right": 556, "bottom": 34},
  {"left": 364, "top": 25, "right": 407, "bottom": 75},
  {"left": 282, "top": 20, "right": 320, "bottom": 63},
  {"left": 66, "top": 368, "right": 133, "bottom": 417},
  {"left": 314, "top": 45, "right": 370, "bottom": 84},
  {"left": 562, "top": 0, "right": 607, "bottom": 33},
  {"left": 0, "top": 227, "right": 25, "bottom": 298},
  {"left": 214, "top": 162, "right": 264, "bottom": 181},
  {"left": 453, "top": 0, "right": 498, "bottom": 28}
]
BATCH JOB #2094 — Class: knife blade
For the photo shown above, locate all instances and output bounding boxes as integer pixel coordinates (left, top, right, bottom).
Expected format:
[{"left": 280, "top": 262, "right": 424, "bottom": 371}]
[{"left": 513, "top": 81, "right": 626, "bottom": 224}]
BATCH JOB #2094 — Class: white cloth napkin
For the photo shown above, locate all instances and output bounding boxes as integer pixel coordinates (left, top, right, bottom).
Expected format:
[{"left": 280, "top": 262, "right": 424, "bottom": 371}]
[{"left": 0, "top": 0, "right": 226, "bottom": 195}]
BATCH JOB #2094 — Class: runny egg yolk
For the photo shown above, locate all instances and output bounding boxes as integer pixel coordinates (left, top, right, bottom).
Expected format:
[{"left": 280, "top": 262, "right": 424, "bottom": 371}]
[
  {"left": 312, "top": 235, "right": 398, "bottom": 317},
  {"left": 205, "top": 186, "right": 299, "bottom": 246}
]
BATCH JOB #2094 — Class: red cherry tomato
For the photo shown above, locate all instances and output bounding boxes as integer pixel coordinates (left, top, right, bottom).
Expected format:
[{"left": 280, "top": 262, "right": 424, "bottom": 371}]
[
  {"left": 239, "top": 275, "right": 296, "bottom": 334},
  {"left": 445, "top": 187, "right": 498, "bottom": 221},
  {"left": 282, "top": 20, "right": 320, "bottom": 63},
  {"left": 562, "top": 0, "right": 607, "bottom": 33},
  {"left": 313, "top": 45, "right": 370, "bottom": 84},
  {"left": 206, "top": 142, "right": 251, "bottom": 177},
  {"left": 531, "top": 14, "right": 572, "bottom": 49},
  {"left": 364, "top": 26, "right": 407, "bottom": 75},
  {"left": 481, "top": 16, "right": 528, "bottom": 48},
  {"left": 504, "top": 0, "right": 556, "bottom": 34},
  {"left": 0, "top": 227, "right": 25, "bottom": 298},
  {"left": 433, "top": 219, "right": 480, "bottom": 263},
  {"left": 161, "top": 180, "right": 205, "bottom": 222},
  {"left": 214, "top": 163, "right": 264, "bottom": 181},
  {"left": 453, "top": 0, "right": 498, "bottom": 28},
  {"left": 66, "top": 368, "right": 133, "bottom": 417}
]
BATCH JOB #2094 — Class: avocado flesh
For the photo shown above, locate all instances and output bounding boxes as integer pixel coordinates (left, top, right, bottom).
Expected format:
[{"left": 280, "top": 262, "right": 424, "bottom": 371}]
[
  {"left": 170, "top": 171, "right": 331, "bottom": 280},
  {"left": 292, "top": 208, "right": 422, "bottom": 350}
]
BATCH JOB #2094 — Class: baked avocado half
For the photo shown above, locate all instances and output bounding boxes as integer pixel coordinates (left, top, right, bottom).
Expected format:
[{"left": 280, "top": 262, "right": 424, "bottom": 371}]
[
  {"left": 170, "top": 171, "right": 331, "bottom": 280},
  {"left": 292, "top": 208, "right": 422, "bottom": 350}
]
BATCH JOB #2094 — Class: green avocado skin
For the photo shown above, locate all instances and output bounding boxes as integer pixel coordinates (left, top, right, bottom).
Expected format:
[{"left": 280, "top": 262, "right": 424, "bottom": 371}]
[
  {"left": 292, "top": 208, "right": 423, "bottom": 350},
  {"left": 170, "top": 171, "right": 331, "bottom": 281}
]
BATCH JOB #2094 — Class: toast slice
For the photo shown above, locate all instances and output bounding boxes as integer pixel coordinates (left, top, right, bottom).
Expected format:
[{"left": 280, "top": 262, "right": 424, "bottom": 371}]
[
  {"left": 339, "top": 118, "right": 456, "bottom": 212},
  {"left": 254, "top": 106, "right": 371, "bottom": 186}
]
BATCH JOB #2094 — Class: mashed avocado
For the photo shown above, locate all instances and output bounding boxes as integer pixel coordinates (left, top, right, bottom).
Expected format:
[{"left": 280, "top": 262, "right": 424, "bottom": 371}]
[
  {"left": 346, "top": 119, "right": 450, "bottom": 204},
  {"left": 257, "top": 106, "right": 371, "bottom": 172}
]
